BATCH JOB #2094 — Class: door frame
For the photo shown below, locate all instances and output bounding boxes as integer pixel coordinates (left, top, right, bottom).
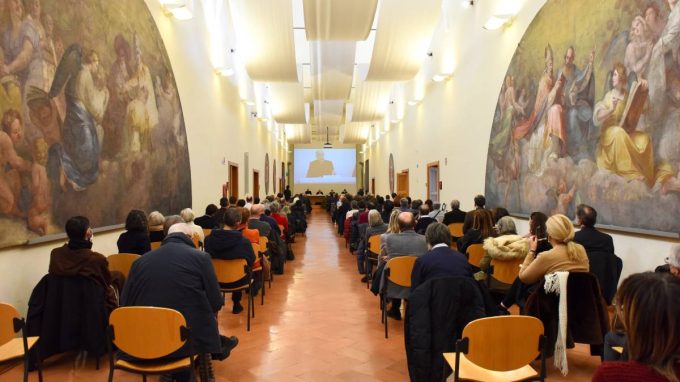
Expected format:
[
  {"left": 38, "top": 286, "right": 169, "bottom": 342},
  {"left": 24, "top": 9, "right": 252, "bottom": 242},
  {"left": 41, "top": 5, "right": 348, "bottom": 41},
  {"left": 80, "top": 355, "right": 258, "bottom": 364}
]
[
  {"left": 228, "top": 162, "right": 239, "bottom": 199},
  {"left": 426, "top": 161, "right": 440, "bottom": 203},
  {"left": 253, "top": 169, "right": 260, "bottom": 199}
]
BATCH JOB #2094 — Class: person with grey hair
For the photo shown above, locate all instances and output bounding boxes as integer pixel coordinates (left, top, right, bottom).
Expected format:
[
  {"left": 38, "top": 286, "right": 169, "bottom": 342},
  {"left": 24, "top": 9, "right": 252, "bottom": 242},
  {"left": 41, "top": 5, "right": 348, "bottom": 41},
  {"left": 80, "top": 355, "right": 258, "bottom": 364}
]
[
  {"left": 476, "top": 216, "right": 529, "bottom": 289},
  {"left": 121, "top": 221, "right": 238, "bottom": 382},
  {"left": 443, "top": 199, "right": 466, "bottom": 226},
  {"left": 357, "top": 210, "right": 388, "bottom": 281},
  {"left": 163, "top": 215, "right": 185, "bottom": 236},
  {"left": 205, "top": 207, "right": 256, "bottom": 314},
  {"left": 410, "top": 223, "right": 472, "bottom": 292},
  {"left": 269, "top": 201, "right": 289, "bottom": 239},
  {"left": 148, "top": 211, "right": 166, "bottom": 242},
  {"left": 181, "top": 208, "right": 205, "bottom": 244}
]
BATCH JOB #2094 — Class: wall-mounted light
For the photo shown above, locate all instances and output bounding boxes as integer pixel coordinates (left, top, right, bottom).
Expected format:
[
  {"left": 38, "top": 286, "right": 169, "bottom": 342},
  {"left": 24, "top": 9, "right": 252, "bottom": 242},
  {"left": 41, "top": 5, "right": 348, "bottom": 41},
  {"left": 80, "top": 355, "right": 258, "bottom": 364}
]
[
  {"left": 215, "top": 67, "right": 234, "bottom": 77},
  {"left": 159, "top": 0, "right": 194, "bottom": 20},
  {"left": 483, "top": 14, "right": 514, "bottom": 30}
]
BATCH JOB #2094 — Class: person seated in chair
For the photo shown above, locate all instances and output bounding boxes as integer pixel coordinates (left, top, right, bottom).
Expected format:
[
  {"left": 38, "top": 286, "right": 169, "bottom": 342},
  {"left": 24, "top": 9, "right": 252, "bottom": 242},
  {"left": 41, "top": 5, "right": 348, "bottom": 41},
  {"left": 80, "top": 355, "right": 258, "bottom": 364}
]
[
  {"left": 195, "top": 204, "right": 219, "bottom": 230},
  {"left": 147, "top": 211, "right": 166, "bottom": 242},
  {"left": 117, "top": 209, "right": 151, "bottom": 255},
  {"left": 205, "top": 208, "right": 257, "bottom": 314},
  {"left": 519, "top": 214, "right": 589, "bottom": 284},
  {"left": 442, "top": 199, "right": 466, "bottom": 226},
  {"left": 121, "top": 223, "right": 238, "bottom": 382},
  {"left": 49, "top": 216, "right": 119, "bottom": 311},
  {"left": 411, "top": 223, "right": 472, "bottom": 292},
  {"left": 574, "top": 204, "right": 615, "bottom": 255},
  {"left": 414, "top": 205, "right": 436, "bottom": 234},
  {"left": 476, "top": 216, "right": 529, "bottom": 288},
  {"left": 593, "top": 272, "right": 680, "bottom": 382}
]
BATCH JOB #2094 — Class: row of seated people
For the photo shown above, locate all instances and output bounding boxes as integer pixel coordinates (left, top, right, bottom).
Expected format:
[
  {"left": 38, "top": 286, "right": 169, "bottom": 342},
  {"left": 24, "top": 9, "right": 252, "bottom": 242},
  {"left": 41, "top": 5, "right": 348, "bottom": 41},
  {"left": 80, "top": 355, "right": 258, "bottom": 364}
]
[
  {"left": 332, "top": 192, "right": 680, "bottom": 381},
  {"left": 17, "top": 193, "right": 307, "bottom": 381}
]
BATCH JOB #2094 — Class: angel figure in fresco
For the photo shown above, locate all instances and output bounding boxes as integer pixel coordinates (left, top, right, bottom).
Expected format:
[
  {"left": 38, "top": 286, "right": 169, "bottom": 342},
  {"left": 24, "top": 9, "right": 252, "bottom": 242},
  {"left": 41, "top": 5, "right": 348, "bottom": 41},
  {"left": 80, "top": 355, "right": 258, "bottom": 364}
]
[
  {"left": 624, "top": 16, "right": 654, "bottom": 79},
  {"left": 0, "top": 109, "right": 31, "bottom": 218},
  {"left": 551, "top": 178, "right": 576, "bottom": 216},
  {"left": 47, "top": 44, "right": 108, "bottom": 191}
]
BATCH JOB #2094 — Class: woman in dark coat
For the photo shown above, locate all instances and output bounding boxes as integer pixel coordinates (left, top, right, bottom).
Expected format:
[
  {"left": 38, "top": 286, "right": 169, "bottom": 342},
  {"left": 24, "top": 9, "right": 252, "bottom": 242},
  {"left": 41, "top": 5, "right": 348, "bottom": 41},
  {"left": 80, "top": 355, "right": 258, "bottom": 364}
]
[{"left": 117, "top": 209, "right": 151, "bottom": 255}]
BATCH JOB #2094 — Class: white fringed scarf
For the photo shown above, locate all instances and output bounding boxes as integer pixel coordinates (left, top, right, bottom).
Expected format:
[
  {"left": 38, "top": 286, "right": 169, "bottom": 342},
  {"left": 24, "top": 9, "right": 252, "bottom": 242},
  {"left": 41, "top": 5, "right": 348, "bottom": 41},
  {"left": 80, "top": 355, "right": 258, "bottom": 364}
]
[{"left": 544, "top": 271, "right": 569, "bottom": 375}]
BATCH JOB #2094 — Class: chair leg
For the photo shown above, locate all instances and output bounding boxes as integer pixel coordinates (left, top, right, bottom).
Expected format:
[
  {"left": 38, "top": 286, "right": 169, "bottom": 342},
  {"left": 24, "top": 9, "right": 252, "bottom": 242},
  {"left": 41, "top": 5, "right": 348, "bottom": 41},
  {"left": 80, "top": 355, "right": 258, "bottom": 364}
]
[
  {"left": 107, "top": 366, "right": 114, "bottom": 382},
  {"left": 96, "top": 355, "right": 100, "bottom": 370},
  {"left": 23, "top": 353, "right": 28, "bottom": 382},
  {"left": 143, "top": 374, "right": 147, "bottom": 382},
  {"left": 247, "top": 287, "right": 252, "bottom": 332},
  {"left": 36, "top": 349, "right": 43, "bottom": 382}
]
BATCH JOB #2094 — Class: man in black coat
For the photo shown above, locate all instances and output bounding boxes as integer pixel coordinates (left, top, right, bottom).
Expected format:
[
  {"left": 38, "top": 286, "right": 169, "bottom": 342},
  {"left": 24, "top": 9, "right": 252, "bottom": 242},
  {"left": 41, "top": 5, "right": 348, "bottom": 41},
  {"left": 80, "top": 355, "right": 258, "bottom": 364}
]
[
  {"left": 121, "top": 223, "right": 235, "bottom": 382},
  {"left": 462, "top": 194, "right": 487, "bottom": 234},
  {"left": 195, "top": 204, "right": 219, "bottom": 229},
  {"left": 442, "top": 199, "right": 466, "bottom": 226},
  {"left": 205, "top": 208, "right": 256, "bottom": 314},
  {"left": 574, "top": 204, "right": 614, "bottom": 254}
]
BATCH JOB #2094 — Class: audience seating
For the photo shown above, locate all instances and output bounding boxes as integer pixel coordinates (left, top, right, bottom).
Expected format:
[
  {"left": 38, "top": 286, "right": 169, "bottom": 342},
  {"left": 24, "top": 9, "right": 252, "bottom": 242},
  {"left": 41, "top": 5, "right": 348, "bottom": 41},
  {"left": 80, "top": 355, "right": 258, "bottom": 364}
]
[
  {"left": 203, "top": 228, "right": 212, "bottom": 238},
  {"left": 365, "top": 235, "right": 382, "bottom": 288},
  {"left": 258, "top": 237, "right": 273, "bottom": 286},
  {"left": 444, "top": 316, "right": 546, "bottom": 382},
  {"left": 0, "top": 303, "right": 42, "bottom": 382},
  {"left": 107, "top": 307, "right": 196, "bottom": 382},
  {"left": 466, "top": 244, "right": 485, "bottom": 268},
  {"left": 251, "top": 243, "right": 265, "bottom": 305},
  {"left": 191, "top": 234, "right": 200, "bottom": 249},
  {"left": 212, "top": 259, "right": 255, "bottom": 331},
  {"left": 381, "top": 256, "right": 417, "bottom": 338},
  {"left": 107, "top": 254, "right": 141, "bottom": 279},
  {"left": 487, "top": 257, "right": 523, "bottom": 289},
  {"left": 150, "top": 242, "right": 161, "bottom": 250},
  {"left": 448, "top": 223, "right": 464, "bottom": 238}
]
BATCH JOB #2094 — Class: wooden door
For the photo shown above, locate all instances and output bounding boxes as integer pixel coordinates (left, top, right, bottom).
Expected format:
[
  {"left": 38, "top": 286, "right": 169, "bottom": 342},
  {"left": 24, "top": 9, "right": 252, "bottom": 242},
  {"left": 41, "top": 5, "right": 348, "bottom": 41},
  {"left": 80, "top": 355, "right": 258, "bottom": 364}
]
[
  {"left": 397, "top": 170, "right": 409, "bottom": 197},
  {"left": 229, "top": 163, "right": 239, "bottom": 198},
  {"left": 426, "top": 161, "right": 440, "bottom": 203},
  {"left": 371, "top": 178, "right": 375, "bottom": 195},
  {"left": 253, "top": 170, "right": 260, "bottom": 199}
]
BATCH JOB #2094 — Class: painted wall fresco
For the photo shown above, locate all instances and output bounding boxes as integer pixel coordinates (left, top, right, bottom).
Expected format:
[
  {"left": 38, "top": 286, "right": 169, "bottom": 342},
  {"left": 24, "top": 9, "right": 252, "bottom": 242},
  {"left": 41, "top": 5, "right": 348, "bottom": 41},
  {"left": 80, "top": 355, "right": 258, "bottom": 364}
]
[
  {"left": 0, "top": 0, "right": 191, "bottom": 247},
  {"left": 485, "top": 0, "right": 680, "bottom": 234}
]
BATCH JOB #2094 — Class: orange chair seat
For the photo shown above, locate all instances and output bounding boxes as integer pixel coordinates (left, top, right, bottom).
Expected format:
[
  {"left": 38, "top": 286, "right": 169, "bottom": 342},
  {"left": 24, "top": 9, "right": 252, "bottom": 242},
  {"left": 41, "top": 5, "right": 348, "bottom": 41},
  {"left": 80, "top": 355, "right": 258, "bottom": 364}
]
[
  {"left": 115, "top": 357, "right": 191, "bottom": 373},
  {"left": 443, "top": 352, "right": 539, "bottom": 382},
  {"left": 0, "top": 337, "right": 38, "bottom": 362}
]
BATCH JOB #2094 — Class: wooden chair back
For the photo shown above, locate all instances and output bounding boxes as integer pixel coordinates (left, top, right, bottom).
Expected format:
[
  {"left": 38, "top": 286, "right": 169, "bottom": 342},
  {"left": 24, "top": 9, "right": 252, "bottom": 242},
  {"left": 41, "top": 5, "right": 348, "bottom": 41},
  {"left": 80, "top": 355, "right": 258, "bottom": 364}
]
[
  {"left": 109, "top": 307, "right": 187, "bottom": 360},
  {"left": 448, "top": 223, "right": 464, "bottom": 237},
  {"left": 0, "top": 303, "right": 20, "bottom": 346},
  {"left": 107, "top": 253, "right": 141, "bottom": 278},
  {"left": 490, "top": 257, "right": 523, "bottom": 284},
  {"left": 385, "top": 256, "right": 417, "bottom": 287},
  {"left": 212, "top": 258, "right": 249, "bottom": 284},
  {"left": 259, "top": 237, "right": 269, "bottom": 253},
  {"left": 467, "top": 244, "right": 484, "bottom": 267},
  {"left": 192, "top": 233, "right": 200, "bottom": 248},
  {"left": 203, "top": 228, "right": 212, "bottom": 238},
  {"left": 368, "top": 235, "right": 381, "bottom": 255},
  {"left": 150, "top": 241, "right": 161, "bottom": 250},
  {"left": 463, "top": 316, "right": 543, "bottom": 371}
]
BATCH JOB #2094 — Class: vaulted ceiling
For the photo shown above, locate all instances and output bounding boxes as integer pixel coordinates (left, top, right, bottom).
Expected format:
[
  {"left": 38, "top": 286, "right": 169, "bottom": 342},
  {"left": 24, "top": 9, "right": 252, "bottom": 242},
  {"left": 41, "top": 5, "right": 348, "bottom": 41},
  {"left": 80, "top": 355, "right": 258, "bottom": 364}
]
[{"left": 199, "top": 0, "right": 499, "bottom": 146}]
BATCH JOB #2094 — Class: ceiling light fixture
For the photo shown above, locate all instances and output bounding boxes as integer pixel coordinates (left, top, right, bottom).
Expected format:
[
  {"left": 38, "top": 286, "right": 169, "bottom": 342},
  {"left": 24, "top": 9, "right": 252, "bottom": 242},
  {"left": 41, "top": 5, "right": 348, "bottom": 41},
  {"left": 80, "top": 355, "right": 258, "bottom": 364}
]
[
  {"left": 407, "top": 100, "right": 420, "bottom": 106},
  {"left": 483, "top": 14, "right": 514, "bottom": 30},
  {"left": 432, "top": 74, "right": 451, "bottom": 82},
  {"left": 462, "top": 0, "right": 474, "bottom": 8},
  {"left": 159, "top": 0, "right": 194, "bottom": 20}
]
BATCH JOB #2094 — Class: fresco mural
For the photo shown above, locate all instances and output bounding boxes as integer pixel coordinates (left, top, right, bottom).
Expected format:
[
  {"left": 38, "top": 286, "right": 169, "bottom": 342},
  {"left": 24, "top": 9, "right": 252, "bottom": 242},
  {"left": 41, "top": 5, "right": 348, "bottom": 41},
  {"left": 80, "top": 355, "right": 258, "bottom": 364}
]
[
  {"left": 0, "top": 0, "right": 191, "bottom": 247},
  {"left": 485, "top": 0, "right": 680, "bottom": 234}
]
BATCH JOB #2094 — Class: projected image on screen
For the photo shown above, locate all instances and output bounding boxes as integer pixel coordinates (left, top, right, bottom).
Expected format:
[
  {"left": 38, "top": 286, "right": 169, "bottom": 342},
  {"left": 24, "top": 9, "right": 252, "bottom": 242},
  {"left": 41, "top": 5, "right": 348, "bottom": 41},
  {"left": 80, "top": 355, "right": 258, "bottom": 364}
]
[{"left": 294, "top": 149, "right": 356, "bottom": 190}]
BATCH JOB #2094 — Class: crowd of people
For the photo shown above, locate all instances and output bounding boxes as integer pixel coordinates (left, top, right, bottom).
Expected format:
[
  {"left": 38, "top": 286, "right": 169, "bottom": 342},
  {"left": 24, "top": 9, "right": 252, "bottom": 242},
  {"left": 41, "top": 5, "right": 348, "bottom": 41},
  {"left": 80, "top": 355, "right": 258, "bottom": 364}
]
[
  {"left": 38, "top": 191, "right": 310, "bottom": 382},
  {"left": 327, "top": 189, "right": 680, "bottom": 381}
]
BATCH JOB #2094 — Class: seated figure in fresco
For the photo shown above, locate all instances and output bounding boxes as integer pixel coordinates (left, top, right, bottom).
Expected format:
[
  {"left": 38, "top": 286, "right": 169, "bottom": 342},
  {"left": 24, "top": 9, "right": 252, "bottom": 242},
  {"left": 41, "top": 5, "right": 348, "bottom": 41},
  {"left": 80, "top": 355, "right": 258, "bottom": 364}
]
[
  {"left": 0, "top": 109, "right": 31, "bottom": 218},
  {"left": 594, "top": 63, "right": 680, "bottom": 192}
]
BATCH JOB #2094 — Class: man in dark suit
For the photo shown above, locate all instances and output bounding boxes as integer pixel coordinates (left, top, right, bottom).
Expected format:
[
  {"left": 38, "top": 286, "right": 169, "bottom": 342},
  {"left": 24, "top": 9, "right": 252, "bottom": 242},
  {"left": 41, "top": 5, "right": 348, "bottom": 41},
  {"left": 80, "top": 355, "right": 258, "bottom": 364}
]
[
  {"left": 574, "top": 204, "right": 614, "bottom": 254},
  {"left": 442, "top": 199, "right": 466, "bottom": 226},
  {"left": 411, "top": 223, "right": 472, "bottom": 291},
  {"left": 195, "top": 204, "right": 219, "bottom": 229}
]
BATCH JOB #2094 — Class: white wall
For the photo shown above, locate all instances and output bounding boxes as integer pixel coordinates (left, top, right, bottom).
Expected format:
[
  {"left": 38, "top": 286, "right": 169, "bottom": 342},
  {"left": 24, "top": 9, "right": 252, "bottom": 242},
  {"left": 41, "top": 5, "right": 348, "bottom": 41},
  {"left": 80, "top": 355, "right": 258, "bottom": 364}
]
[
  {"left": 365, "top": 0, "right": 679, "bottom": 282},
  {"left": 0, "top": 0, "right": 285, "bottom": 314}
]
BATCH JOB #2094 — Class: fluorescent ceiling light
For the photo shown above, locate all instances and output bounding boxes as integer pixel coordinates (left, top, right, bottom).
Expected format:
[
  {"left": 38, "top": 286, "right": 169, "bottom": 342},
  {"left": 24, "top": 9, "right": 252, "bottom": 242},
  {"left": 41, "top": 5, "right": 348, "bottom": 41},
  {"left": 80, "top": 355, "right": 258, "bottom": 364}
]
[
  {"left": 407, "top": 100, "right": 420, "bottom": 106},
  {"left": 160, "top": 0, "right": 194, "bottom": 20},
  {"left": 390, "top": 119, "right": 400, "bottom": 124},
  {"left": 432, "top": 74, "right": 450, "bottom": 82},
  {"left": 215, "top": 67, "right": 234, "bottom": 77},
  {"left": 483, "top": 14, "right": 513, "bottom": 30}
]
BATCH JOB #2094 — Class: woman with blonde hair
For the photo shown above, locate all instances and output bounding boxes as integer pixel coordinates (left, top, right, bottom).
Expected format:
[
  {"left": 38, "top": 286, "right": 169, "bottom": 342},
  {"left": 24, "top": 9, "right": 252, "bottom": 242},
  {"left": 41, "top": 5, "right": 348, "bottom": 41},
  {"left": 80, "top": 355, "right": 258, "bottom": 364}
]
[
  {"left": 147, "top": 211, "right": 165, "bottom": 242},
  {"left": 519, "top": 214, "right": 589, "bottom": 284},
  {"left": 593, "top": 272, "right": 680, "bottom": 381},
  {"left": 379, "top": 209, "right": 401, "bottom": 263},
  {"left": 180, "top": 208, "right": 205, "bottom": 244}
]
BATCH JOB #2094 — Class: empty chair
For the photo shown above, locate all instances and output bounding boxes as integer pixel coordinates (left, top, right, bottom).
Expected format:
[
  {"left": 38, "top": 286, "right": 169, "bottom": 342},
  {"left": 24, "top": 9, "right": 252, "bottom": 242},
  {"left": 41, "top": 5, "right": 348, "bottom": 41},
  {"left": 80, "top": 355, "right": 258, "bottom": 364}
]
[
  {"left": 212, "top": 259, "right": 255, "bottom": 331},
  {"left": 444, "top": 315, "right": 547, "bottom": 382},
  {"left": 0, "top": 303, "right": 42, "bottom": 382},
  {"left": 467, "top": 244, "right": 485, "bottom": 268},
  {"left": 107, "top": 253, "right": 141, "bottom": 279},
  {"left": 107, "top": 306, "right": 196, "bottom": 382},
  {"left": 448, "top": 223, "right": 464, "bottom": 238}
]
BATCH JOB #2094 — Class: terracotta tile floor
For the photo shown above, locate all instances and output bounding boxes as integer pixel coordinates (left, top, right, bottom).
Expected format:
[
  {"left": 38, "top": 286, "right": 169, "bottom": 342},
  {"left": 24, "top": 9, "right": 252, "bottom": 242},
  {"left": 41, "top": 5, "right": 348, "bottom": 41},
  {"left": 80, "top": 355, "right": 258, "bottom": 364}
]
[{"left": 1, "top": 206, "right": 601, "bottom": 381}]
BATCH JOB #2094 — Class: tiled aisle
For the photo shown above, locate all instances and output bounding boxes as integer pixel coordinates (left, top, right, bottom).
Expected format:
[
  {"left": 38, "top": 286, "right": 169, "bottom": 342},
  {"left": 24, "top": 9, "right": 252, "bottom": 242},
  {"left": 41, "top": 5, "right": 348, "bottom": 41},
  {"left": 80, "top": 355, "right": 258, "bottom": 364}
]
[{"left": 1, "top": 206, "right": 601, "bottom": 381}]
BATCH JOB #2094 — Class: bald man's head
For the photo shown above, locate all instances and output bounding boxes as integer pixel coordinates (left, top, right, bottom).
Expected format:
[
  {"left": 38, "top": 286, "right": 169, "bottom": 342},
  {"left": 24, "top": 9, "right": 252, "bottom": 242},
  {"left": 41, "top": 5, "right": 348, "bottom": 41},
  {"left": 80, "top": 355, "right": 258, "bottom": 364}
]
[
  {"left": 398, "top": 212, "right": 415, "bottom": 232},
  {"left": 250, "top": 204, "right": 265, "bottom": 217}
]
